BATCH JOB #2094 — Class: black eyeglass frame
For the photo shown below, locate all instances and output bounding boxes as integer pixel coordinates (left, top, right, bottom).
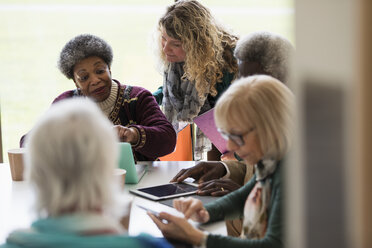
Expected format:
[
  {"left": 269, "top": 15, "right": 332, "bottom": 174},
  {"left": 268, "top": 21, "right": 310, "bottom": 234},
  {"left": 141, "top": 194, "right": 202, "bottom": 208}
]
[{"left": 218, "top": 127, "right": 255, "bottom": 147}]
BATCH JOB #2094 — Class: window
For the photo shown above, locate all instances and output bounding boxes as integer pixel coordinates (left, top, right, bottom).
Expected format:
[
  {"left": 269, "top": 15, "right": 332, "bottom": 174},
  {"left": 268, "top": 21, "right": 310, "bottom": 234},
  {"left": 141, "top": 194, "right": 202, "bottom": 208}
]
[{"left": 0, "top": 0, "right": 293, "bottom": 161}]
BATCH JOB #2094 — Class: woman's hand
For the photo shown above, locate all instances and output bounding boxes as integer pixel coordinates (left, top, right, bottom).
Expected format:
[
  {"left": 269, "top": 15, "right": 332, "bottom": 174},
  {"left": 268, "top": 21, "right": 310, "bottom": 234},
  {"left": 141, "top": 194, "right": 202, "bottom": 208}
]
[
  {"left": 148, "top": 212, "right": 205, "bottom": 246},
  {"left": 113, "top": 125, "right": 139, "bottom": 145},
  {"left": 170, "top": 161, "right": 226, "bottom": 183},
  {"left": 197, "top": 178, "right": 241, "bottom": 196},
  {"left": 173, "top": 197, "right": 210, "bottom": 223}
]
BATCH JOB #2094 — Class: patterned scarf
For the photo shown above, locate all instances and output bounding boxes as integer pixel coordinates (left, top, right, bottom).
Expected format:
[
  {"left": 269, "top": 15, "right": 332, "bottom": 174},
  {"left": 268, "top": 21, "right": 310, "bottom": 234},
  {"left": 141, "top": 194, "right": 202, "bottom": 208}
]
[
  {"left": 241, "top": 159, "right": 277, "bottom": 239},
  {"left": 162, "top": 62, "right": 212, "bottom": 160}
]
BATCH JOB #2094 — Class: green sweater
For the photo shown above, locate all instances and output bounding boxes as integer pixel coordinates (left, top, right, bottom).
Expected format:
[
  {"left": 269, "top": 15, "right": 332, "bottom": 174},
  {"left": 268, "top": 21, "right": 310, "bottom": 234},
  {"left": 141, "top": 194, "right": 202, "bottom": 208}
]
[{"left": 205, "top": 161, "right": 283, "bottom": 248}]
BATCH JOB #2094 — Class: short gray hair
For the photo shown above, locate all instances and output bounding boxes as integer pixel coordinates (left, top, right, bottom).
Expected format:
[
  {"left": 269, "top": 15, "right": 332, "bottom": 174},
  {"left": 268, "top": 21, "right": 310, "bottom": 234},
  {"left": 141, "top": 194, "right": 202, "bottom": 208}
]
[
  {"left": 58, "top": 34, "right": 113, "bottom": 79},
  {"left": 24, "top": 98, "right": 119, "bottom": 216},
  {"left": 215, "top": 75, "right": 294, "bottom": 161},
  {"left": 234, "top": 31, "right": 294, "bottom": 83}
]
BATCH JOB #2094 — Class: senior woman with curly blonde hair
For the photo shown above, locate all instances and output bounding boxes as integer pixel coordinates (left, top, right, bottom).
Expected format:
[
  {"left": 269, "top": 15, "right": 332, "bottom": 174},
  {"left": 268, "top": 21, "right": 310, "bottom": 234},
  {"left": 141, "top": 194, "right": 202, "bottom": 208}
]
[
  {"left": 153, "top": 0, "right": 238, "bottom": 160},
  {"left": 149, "top": 75, "right": 294, "bottom": 248},
  {"left": 1, "top": 98, "right": 171, "bottom": 248}
]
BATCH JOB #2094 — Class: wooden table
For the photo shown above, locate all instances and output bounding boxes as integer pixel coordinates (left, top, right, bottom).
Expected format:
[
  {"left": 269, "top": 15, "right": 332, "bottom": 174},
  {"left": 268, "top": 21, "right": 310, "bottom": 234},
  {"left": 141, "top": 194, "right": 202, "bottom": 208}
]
[{"left": 0, "top": 161, "right": 226, "bottom": 243}]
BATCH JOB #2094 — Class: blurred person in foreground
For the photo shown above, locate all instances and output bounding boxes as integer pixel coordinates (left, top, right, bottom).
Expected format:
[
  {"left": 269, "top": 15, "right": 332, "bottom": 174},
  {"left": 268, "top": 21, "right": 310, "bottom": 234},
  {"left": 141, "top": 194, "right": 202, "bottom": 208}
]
[
  {"left": 149, "top": 75, "right": 294, "bottom": 247},
  {"left": 153, "top": 0, "right": 238, "bottom": 160},
  {"left": 1, "top": 98, "right": 171, "bottom": 248},
  {"left": 20, "top": 34, "right": 176, "bottom": 161}
]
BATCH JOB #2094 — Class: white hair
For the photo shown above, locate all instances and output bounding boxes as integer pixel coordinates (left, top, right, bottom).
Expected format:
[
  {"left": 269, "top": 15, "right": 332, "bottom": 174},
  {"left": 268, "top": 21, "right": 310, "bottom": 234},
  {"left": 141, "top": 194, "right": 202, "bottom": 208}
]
[
  {"left": 234, "top": 31, "right": 294, "bottom": 83},
  {"left": 24, "top": 98, "right": 119, "bottom": 217},
  {"left": 215, "top": 75, "right": 294, "bottom": 161}
]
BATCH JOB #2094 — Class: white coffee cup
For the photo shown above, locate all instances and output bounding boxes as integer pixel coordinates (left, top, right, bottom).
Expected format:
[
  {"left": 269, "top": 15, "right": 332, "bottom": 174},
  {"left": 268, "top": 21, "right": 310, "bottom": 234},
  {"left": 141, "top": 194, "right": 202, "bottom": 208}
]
[
  {"left": 7, "top": 148, "right": 26, "bottom": 181},
  {"left": 114, "top": 168, "right": 127, "bottom": 188}
]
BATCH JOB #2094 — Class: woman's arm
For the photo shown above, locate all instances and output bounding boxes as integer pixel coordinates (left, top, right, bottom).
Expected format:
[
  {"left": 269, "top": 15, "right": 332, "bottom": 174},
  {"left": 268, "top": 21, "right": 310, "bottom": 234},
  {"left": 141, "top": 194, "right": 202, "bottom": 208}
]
[
  {"left": 224, "top": 161, "right": 247, "bottom": 185},
  {"left": 149, "top": 168, "right": 281, "bottom": 248},
  {"left": 206, "top": 188, "right": 282, "bottom": 248},
  {"left": 130, "top": 87, "right": 176, "bottom": 159},
  {"left": 205, "top": 176, "right": 257, "bottom": 222},
  {"left": 206, "top": 167, "right": 283, "bottom": 248}
]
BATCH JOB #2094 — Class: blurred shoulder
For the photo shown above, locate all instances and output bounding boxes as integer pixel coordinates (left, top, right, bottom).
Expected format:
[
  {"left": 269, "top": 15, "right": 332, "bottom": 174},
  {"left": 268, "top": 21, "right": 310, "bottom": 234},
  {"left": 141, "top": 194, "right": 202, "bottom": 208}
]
[{"left": 52, "top": 90, "right": 77, "bottom": 104}]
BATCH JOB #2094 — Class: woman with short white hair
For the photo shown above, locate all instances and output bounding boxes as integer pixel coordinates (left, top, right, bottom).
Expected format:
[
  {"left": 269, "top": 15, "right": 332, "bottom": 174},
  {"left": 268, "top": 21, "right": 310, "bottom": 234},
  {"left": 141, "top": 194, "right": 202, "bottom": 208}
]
[
  {"left": 1, "top": 98, "right": 171, "bottom": 248},
  {"left": 150, "top": 75, "right": 294, "bottom": 248}
]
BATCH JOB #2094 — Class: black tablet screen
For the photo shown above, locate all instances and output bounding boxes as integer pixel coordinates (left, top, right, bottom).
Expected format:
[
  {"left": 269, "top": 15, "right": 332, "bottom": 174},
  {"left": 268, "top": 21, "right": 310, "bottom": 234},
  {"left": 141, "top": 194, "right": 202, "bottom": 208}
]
[{"left": 137, "top": 183, "right": 198, "bottom": 197}]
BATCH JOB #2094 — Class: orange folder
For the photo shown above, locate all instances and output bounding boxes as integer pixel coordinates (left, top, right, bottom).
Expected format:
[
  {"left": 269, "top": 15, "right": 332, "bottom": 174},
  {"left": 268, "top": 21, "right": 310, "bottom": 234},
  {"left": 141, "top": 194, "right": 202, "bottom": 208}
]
[{"left": 159, "top": 124, "right": 192, "bottom": 161}]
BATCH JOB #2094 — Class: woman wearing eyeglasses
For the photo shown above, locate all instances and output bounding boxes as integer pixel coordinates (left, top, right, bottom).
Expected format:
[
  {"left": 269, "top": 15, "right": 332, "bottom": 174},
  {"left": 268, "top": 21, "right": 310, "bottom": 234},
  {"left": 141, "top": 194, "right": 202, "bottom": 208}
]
[{"left": 149, "top": 75, "right": 294, "bottom": 248}]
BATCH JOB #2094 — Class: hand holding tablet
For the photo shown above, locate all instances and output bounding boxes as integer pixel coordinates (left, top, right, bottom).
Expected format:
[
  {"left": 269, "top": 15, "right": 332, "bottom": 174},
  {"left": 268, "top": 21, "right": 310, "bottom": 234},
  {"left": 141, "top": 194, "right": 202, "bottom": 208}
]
[
  {"left": 136, "top": 205, "right": 161, "bottom": 217},
  {"left": 136, "top": 204, "right": 185, "bottom": 225}
]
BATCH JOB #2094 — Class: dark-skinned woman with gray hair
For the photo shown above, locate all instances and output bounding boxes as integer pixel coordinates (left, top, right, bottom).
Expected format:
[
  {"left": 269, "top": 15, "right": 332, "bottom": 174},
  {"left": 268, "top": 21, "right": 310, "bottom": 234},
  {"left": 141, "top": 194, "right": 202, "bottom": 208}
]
[
  {"left": 171, "top": 31, "right": 294, "bottom": 236},
  {"left": 20, "top": 34, "right": 176, "bottom": 161}
]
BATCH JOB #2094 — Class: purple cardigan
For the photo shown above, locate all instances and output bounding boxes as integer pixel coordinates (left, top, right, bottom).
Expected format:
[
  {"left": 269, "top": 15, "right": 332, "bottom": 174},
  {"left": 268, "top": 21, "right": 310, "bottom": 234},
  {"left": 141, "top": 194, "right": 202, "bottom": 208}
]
[{"left": 21, "top": 80, "right": 176, "bottom": 161}]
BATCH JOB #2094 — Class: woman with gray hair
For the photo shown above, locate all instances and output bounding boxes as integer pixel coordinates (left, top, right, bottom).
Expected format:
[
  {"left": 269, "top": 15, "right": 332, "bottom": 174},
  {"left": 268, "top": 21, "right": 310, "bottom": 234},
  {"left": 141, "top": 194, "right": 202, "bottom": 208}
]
[
  {"left": 171, "top": 31, "right": 294, "bottom": 237},
  {"left": 234, "top": 31, "right": 294, "bottom": 83},
  {"left": 172, "top": 31, "right": 294, "bottom": 192},
  {"left": 150, "top": 75, "right": 294, "bottom": 247},
  {"left": 2, "top": 98, "right": 171, "bottom": 248},
  {"left": 20, "top": 34, "right": 176, "bottom": 161}
]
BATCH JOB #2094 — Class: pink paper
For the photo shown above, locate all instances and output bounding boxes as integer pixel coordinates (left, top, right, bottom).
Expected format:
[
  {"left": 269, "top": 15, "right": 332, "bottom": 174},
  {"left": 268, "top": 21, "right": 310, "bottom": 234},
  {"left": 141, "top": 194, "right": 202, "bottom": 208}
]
[{"left": 194, "top": 108, "right": 228, "bottom": 154}]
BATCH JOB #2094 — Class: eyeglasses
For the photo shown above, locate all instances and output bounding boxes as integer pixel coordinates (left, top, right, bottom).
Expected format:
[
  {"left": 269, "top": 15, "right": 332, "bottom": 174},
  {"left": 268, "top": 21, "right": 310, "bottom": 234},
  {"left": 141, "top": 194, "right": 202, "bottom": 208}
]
[{"left": 218, "top": 127, "right": 255, "bottom": 147}]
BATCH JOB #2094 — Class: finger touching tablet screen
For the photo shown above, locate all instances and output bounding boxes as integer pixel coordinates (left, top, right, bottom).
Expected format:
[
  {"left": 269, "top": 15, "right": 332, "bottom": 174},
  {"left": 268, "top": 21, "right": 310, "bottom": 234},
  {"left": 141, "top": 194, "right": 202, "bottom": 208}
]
[{"left": 129, "top": 182, "right": 198, "bottom": 200}]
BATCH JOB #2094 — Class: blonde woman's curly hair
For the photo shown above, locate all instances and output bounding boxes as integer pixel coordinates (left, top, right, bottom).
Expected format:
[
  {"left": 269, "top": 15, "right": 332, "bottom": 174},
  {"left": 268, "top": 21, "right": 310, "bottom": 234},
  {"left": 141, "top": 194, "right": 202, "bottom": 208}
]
[{"left": 158, "top": 0, "right": 238, "bottom": 97}]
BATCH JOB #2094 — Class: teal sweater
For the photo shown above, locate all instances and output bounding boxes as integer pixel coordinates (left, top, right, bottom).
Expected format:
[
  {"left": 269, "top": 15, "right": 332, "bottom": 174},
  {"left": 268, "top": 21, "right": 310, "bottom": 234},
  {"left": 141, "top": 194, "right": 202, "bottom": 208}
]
[
  {"left": 205, "top": 161, "right": 283, "bottom": 248},
  {"left": 0, "top": 215, "right": 171, "bottom": 248}
]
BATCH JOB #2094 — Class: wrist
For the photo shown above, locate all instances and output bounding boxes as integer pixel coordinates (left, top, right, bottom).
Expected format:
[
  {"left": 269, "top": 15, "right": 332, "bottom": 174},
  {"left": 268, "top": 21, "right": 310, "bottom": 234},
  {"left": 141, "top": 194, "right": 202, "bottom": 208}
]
[
  {"left": 131, "top": 126, "right": 146, "bottom": 149},
  {"left": 219, "top": 162, "right": 230, "bottom": 179},
  {"left": 193, "top": 230, "right": 208, "bottom": 247},
  {"left": 129, "top": 127, "right": 140, "bottom": 146}
]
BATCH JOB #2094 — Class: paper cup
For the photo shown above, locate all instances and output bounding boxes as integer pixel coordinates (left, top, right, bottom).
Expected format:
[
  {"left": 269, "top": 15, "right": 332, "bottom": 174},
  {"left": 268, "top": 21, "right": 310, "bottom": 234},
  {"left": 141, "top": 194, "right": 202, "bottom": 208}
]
[
  {"left": 114, "top": 168, "right": 127, "bottom": 188},
  {"left": 8, "top": 148, "right": 26, "bottom": 181}
]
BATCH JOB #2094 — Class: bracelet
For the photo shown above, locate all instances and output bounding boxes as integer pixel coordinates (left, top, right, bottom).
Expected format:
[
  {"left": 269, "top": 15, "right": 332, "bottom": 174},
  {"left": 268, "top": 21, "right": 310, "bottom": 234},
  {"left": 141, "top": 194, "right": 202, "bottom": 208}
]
[{"left": 130, "top": 127, "right": 141, "bottom": 147}]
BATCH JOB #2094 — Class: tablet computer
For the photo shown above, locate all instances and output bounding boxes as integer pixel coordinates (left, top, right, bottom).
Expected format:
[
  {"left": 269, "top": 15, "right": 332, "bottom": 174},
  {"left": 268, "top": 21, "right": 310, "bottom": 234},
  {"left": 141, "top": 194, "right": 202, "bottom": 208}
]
[{"left": 129, "top": 182, "right": 198, "bottom": 201}]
